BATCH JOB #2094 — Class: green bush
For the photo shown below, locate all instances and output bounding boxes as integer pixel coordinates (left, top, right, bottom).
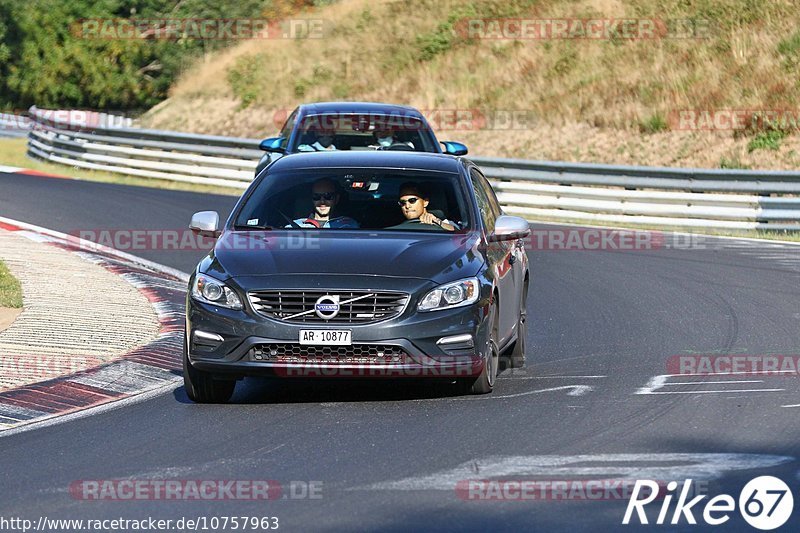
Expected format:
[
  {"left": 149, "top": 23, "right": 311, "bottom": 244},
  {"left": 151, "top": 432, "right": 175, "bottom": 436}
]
[
  {"left": 227, "top": 54, "right": 265, "bottom": 108},
  {"left": 639, "top": 113, "right": 669, "bottom": 134},
  {"left": 777, "top": 31, "right": 800, "bottom": 71},
  {"left": 747, "top": 130, "right": 787, "bottom": 153}
]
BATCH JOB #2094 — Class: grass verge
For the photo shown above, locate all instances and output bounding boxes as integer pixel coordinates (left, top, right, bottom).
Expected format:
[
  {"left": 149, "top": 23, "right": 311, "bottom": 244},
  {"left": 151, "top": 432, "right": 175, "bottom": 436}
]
[
  {"left": 0, "top": 138, "right": 242, "bottom": 197},
  {"left": 0, "top": 261, "right": 23, "bottom": 308}
]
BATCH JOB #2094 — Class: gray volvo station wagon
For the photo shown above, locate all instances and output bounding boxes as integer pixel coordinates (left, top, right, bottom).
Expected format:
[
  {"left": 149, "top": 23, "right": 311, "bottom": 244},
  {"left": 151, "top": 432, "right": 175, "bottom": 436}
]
[{"left": 184, "top": 151, "right": 530, "bottom": 402}]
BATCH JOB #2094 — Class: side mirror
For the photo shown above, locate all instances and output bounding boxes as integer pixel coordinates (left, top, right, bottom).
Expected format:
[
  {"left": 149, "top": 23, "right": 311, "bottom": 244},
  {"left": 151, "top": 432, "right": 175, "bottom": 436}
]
[
  {"left": 488, "top": 215, "right": 530, "bottom": 242},
  {"left": 254, "top": 153, "right": 272, "bottom": 176},
  {"left": 441, "top": 141, "right": 468, "bottom": 156},
  {"left": 190, "top": 211, "right": 220, "bottom": 237},
  {"left": 259, "top": 137, "right": 285, "bottom": 153}
]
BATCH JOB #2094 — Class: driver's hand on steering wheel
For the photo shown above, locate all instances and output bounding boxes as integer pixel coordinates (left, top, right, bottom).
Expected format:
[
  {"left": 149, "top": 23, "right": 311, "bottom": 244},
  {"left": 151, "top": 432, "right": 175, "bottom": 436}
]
[{"left": 419, "top": 212, "right": 441, "bottom": 226}]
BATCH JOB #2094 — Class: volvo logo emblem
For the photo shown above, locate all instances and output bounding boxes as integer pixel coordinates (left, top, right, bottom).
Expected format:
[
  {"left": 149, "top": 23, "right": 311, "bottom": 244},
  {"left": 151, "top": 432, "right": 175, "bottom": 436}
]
[{"left": 314, "top": 294, "right": 340, "bottom": 320}]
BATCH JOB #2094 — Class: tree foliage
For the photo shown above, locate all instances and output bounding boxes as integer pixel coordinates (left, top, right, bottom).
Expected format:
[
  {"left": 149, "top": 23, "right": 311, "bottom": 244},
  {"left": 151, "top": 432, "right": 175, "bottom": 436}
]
[{"left": 0, "top": 0, "right": 317, "bottom": 111}]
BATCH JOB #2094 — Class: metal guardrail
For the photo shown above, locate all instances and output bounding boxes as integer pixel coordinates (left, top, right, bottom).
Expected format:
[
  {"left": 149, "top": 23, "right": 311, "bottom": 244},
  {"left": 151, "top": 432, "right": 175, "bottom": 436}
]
[
  {"left": 0, "top": 114, "right": 31, "bottom": 139},
  {"left": 24, "top": 106, "right": 800, "bottom": 230}
]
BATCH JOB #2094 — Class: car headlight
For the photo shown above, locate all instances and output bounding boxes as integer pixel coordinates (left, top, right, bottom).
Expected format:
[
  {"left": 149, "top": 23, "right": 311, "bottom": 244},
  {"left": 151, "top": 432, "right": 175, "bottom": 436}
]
[
  {"left": 417, "top": 277, "right": 479, "bottom": 312},
  {"left": 191, "top": 273, "right": 243, "bottom": 310}
]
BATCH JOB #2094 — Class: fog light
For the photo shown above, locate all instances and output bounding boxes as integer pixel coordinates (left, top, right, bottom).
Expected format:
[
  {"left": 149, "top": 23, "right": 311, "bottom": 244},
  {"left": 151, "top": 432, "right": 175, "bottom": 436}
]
[{"left": 192, "top": 330, "right": 224, "bottom": 347}]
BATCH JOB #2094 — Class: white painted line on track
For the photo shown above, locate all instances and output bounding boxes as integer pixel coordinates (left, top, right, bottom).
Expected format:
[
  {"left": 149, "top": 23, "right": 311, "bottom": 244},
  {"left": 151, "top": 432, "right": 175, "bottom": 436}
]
[
  {"left": 674, "top": 370, "right": 798, "bottom": 376},
  {"left": 664, "top": 380, "right": 763, "bottom": 385},
  {"left": 504, "top": 374, "right": 607, "bottom": 380},
  {"left": 410, "top": 384, "right": 595, "bottom": 402},
  {"left": 355, "top": 453, "right": 796, "bottom": 492},
  {"left": 492, "top": 385, "right": 594, "bottom": 399},
  {"left": 641, "top": 389, "right": 785, "bottom": 395},
  {"left": 636, "top": 374, "right": 786, "bottom": 395}
]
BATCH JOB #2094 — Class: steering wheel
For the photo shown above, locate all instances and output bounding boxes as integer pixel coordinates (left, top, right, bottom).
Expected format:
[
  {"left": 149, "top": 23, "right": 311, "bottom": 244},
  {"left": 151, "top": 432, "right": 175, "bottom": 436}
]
[
  {"left": 278, "top": 210, "right": 302, "bottom": 229},
  {"left": 385, "top": 143, "right": 415, "bottom": 151}
]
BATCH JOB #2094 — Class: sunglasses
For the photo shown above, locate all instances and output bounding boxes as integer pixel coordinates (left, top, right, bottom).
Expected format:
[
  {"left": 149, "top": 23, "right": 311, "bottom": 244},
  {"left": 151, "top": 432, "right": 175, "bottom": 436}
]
[
  {"left": 312, "top": 192, "right": 336, "bottom": 201},
  {"left": 397, "top": 197, "right": 421, "bottom": 206}
]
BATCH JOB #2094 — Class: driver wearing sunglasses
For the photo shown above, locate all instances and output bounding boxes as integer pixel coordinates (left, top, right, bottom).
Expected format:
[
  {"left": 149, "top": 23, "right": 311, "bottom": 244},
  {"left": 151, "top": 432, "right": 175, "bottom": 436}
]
[
  {"left": 395, "top": 183, "right": 457, "bottom": 231},
  {"left": 289, "top": 178, "right": 359, "bottom": 229}
]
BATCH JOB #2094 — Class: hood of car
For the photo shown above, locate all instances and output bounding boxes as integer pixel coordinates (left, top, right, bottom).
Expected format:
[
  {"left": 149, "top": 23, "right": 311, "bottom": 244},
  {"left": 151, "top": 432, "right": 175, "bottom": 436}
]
[{"left": 200, "top": 230, "right": 483, "bottom": 284}]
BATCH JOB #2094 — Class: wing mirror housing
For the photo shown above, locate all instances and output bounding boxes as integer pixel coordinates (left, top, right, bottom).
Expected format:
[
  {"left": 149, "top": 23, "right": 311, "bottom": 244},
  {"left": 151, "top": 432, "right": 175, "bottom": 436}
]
[
  {"left": 488, "top": 215, "right": 530, "bottom": 242},
  {"left": 189, "top": 211, "right": 221, "bottom": 238},
  {"left": 441, "top": 141, "right": 468, "bottom": 156},
  {"left": 259, "top": 137, "right": 285, "bottom": 153}
]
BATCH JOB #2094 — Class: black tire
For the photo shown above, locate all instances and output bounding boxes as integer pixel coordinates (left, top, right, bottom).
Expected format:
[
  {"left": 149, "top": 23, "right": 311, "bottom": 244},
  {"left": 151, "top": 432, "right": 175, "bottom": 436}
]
[
  {"left": 458, "top": 304, "right": 499, "bottom": 395},
  {"left": 509, "top": 281, "right": 528, "bottom": 368},
  {"left": 183, "top": 338, "right": 235, "bottom": 403}
]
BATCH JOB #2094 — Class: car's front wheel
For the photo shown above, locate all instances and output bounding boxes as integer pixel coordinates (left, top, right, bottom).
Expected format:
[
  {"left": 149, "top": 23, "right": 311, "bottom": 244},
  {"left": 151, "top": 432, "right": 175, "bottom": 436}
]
[
  {"left": 183, "top": 339, "right": 235, "bottom": 403},
  {"left": 459, "top": 304, "right": 499, "bottom": 395},
  {"left": 508, "top": 280, "right": 528, "bottom": 368}
]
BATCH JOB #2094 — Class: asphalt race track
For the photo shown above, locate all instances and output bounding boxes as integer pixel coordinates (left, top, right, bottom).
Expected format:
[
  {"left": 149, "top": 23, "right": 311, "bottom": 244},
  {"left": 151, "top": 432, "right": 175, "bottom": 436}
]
[{"left": 2, "top": 171, "right": 800, "bottom": 531}]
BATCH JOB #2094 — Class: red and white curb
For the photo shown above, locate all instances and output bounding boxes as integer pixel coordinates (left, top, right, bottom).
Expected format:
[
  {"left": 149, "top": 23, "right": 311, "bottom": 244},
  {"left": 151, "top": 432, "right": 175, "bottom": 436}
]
[
  {"left": 0, "top": 165, "right": 74, "bottom": 179},
  {"left": 0, "top": 217, "right": 188, "bottom": 433}
]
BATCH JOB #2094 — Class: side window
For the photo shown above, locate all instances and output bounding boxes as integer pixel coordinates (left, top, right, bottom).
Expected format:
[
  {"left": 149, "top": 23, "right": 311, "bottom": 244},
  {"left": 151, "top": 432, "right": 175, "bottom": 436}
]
[
  {"left": 279, "top": 110, "right": 297, "bottom": 149},
  {"left": 480, "top": 174, "right": 503, "bottom": 221},
  {"left": 470, "top": 168, "right": 497, "bottom": 232},
  {"left": 475, "top": 170, "right": 503, "bottom": 220}
]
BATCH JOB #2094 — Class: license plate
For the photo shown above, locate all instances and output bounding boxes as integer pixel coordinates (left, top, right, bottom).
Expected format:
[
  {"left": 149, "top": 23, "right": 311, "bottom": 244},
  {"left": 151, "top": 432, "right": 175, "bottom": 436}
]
[{"left": 299, "top": 330, "right": 352, "bottom": 346}]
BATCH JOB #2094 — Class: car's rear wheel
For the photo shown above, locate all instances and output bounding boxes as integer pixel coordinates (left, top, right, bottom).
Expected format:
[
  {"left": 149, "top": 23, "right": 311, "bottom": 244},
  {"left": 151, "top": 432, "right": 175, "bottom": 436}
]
[{"left": 183, "top": 338, "right": 235, "bottom": 403}]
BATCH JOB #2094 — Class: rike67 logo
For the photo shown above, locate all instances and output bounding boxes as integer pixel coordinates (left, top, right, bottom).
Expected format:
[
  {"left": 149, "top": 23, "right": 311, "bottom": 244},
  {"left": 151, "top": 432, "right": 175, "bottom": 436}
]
[{"left": 623, "top": 476, "right": 794, "bottom": 530}]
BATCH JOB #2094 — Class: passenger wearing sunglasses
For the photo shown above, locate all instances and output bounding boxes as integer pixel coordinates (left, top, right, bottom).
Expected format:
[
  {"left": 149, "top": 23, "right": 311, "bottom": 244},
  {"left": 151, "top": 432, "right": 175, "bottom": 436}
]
[
  {"left": 289, "top": 178, "right": 359, "bottom": 228},
  {"left": 393, "top": 183, "right": 458, "bottom": 231}
]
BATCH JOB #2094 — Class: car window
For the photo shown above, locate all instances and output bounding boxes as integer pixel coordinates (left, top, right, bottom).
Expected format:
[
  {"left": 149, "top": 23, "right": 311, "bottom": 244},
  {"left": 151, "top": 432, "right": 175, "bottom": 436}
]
[
  {"left": 470, "top": 168, "right": 497, "bottom": 232},
  {"left": 234, "top": 169, "right": 470, "bottom": 232},
  {"left": 289, "top": 114, "right": 437, "bottom": 152},
  {"left": 479, "top": 171, "right": 503, "bottom": 221},
  {"left": 278, "top": 109, "right": 297, "bottom": 149}
]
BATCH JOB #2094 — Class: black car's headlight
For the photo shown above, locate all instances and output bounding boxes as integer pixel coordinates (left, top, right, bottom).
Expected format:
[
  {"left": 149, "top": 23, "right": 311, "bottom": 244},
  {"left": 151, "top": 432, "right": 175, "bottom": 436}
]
[
  {"left": 417, "top": 277, "right": 479, "bottom": 312},
  {"left": 191, "top": 273, "right": 243, "bottom": 310}
]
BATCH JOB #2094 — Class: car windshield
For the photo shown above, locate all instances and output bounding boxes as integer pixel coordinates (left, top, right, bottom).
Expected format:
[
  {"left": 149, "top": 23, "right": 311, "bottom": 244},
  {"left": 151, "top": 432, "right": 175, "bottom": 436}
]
[
  {"left": 234, "top": 169, "right": 471, "bottom": 232},
  {"left": 289, "top": 113, "right": 438, "bottom": 152}
]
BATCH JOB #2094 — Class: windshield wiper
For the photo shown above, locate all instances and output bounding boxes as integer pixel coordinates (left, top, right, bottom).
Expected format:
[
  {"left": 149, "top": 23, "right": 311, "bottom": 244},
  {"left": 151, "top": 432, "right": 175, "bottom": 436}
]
[{"left": 233, "top": 224, "right": 274, "bottom": 231}]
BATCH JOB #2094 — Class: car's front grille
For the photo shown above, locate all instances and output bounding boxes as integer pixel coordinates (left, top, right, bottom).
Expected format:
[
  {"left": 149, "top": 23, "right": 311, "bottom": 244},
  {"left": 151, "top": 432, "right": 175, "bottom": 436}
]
[
  {"left": 248, "top": 290, "right": 409, "bottom": 324},
  {"left": 248, "top": 344, "right": 409, "bottom": 364}
]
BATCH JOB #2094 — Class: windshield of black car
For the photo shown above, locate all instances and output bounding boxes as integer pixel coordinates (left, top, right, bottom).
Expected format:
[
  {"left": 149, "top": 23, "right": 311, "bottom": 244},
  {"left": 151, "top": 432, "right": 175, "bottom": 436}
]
[
  {"left": 234, "top": 169, "right": 471, "bottom": 232},
  {"left": 288, "top": 114, "right": 438, "bottom": 152}
]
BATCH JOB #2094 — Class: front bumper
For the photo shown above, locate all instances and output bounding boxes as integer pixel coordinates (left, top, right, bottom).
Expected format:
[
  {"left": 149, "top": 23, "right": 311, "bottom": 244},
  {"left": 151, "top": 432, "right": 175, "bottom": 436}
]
[{"left": 186, "top": 294, "right": 490, "bottom": 379}]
